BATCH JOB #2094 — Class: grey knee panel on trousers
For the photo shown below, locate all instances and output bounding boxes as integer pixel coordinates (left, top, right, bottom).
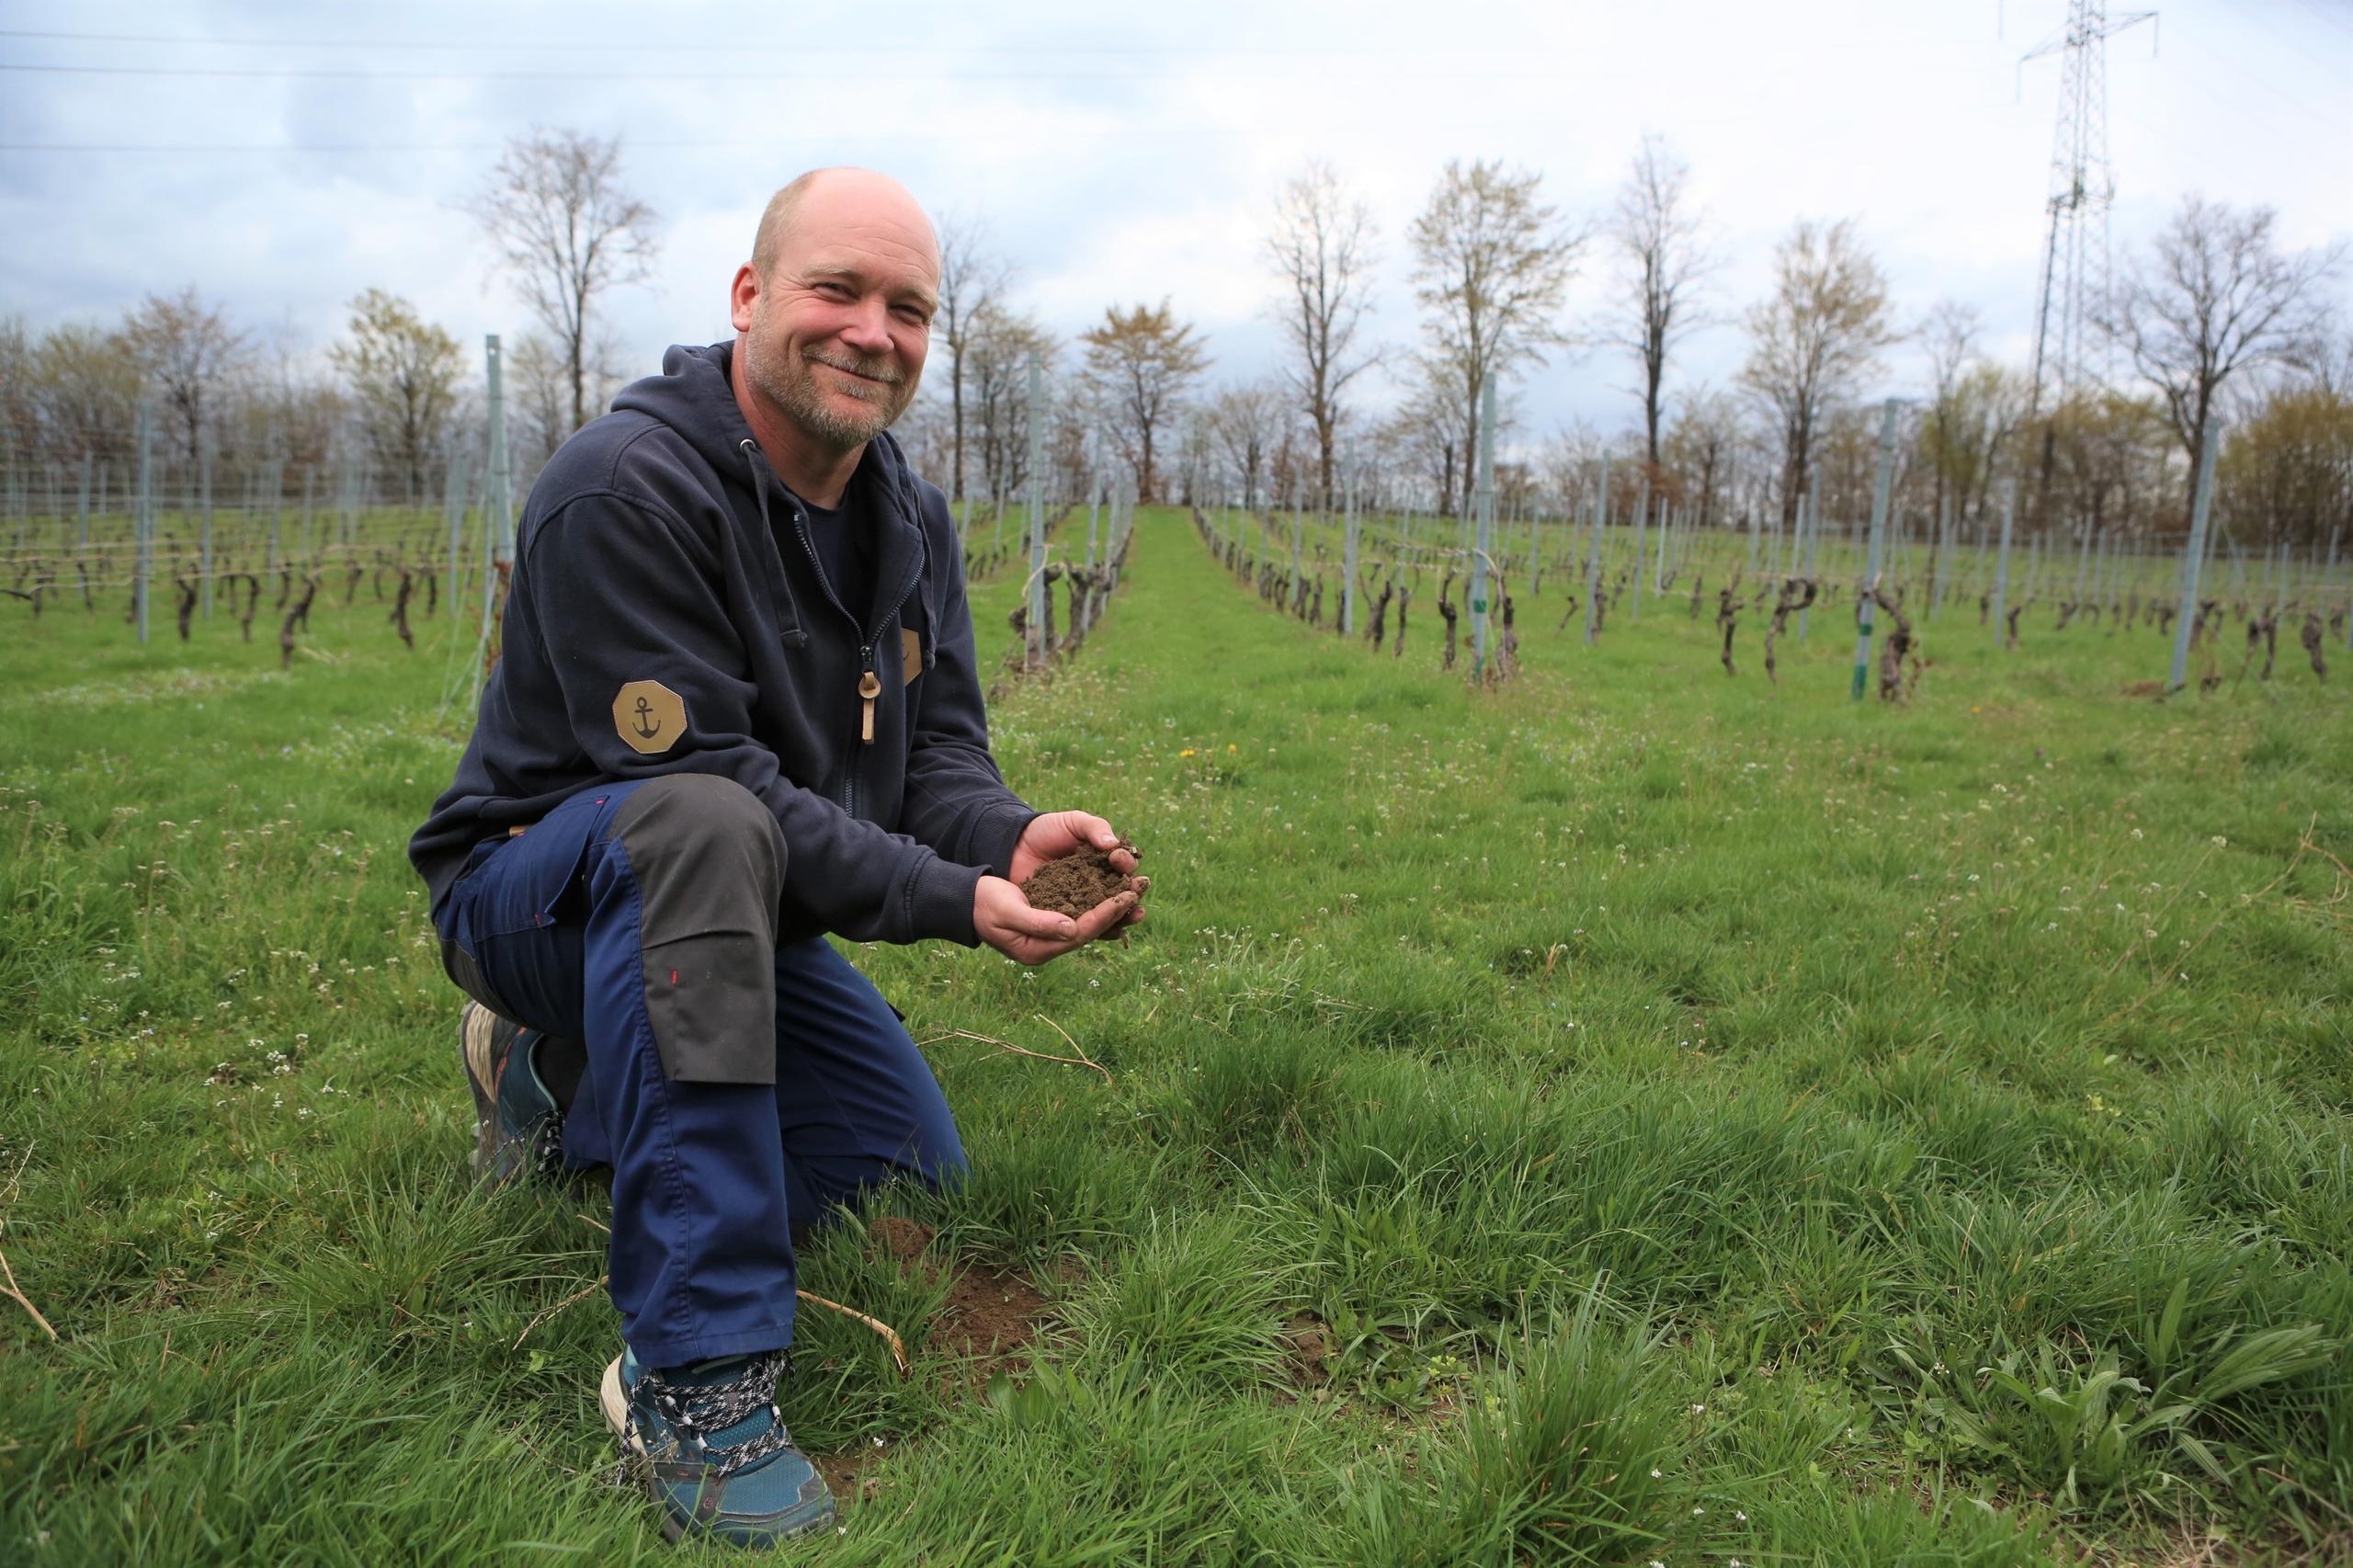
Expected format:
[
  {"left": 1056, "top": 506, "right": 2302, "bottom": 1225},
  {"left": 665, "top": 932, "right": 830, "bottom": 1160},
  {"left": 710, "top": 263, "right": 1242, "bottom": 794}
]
[{"left": 614, "top": 775, "right": 788, "bottom": 1085}]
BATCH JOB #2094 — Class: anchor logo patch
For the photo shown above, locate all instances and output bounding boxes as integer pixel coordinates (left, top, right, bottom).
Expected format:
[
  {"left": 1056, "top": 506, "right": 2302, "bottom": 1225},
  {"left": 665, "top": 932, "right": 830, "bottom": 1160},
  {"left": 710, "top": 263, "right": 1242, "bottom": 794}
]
[{"left": 612, "top": 679, "right": 688, "bottom": 756}]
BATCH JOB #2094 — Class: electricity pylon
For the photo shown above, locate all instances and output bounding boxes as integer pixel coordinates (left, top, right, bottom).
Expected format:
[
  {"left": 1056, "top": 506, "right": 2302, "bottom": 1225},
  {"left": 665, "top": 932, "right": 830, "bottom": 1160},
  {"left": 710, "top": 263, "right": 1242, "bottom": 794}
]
[{"left": 2021, "top": 0, "right": 2156, "bottom": 416}]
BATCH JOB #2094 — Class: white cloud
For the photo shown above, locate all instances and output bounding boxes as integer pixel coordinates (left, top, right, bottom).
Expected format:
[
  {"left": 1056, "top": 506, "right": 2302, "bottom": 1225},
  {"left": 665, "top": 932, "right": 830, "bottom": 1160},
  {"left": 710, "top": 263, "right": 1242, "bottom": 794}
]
[{"left": 2, "top": 0, "right": 2345, "bottom": 444}]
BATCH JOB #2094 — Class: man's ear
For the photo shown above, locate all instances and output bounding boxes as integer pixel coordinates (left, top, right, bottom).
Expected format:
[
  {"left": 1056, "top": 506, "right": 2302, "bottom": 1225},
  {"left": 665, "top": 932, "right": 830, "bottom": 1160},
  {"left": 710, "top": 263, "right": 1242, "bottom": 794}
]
[{"left": 729, "top": 265, "right": 760, "bottom": 333}]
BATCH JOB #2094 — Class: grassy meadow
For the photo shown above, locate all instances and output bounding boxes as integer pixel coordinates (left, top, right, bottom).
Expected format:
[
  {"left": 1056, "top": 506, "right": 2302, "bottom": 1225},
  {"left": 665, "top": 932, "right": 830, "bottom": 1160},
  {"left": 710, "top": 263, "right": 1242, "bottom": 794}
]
[{"left": 2, "top": 503, "right": 2349, "bottom": 1565}]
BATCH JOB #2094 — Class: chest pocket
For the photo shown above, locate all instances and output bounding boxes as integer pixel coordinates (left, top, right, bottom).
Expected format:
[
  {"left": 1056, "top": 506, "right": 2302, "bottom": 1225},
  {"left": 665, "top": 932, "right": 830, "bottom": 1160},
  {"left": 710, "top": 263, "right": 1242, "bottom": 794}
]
[{"left": 897, "top": 585, "right": 936, "bottom": 689}]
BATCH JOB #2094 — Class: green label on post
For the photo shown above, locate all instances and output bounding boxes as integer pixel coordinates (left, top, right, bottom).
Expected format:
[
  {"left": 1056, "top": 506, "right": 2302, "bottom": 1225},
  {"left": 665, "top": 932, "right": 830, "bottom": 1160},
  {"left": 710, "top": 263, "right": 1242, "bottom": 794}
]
[{"left": 1472, "top": 598, "right": 1487, "bottom": 613}]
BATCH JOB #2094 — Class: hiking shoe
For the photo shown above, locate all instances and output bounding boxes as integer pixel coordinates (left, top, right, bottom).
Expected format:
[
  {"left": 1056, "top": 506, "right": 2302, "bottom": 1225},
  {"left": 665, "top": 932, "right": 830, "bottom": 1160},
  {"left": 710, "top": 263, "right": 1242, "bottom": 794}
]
[
  {"left": 601, "top": 1347, "right": 836, "bottom": 1546},
  {"left": 457, "top": 1000, "right": 566, "bottom": 1185}
]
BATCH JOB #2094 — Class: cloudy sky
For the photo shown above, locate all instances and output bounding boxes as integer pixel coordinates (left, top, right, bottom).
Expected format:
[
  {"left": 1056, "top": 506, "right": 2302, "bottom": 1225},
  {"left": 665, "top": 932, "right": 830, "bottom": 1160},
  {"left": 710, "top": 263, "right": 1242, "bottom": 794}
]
[{"left": 4, "top": 0, "right": 2347, "bottom": 445}]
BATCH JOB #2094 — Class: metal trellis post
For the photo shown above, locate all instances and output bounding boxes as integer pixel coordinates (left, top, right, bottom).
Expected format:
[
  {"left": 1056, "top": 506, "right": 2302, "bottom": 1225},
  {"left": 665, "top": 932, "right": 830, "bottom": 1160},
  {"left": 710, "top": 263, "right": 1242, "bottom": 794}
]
[
  {"left": 134, "top": 399, "right": 154, "bottom": 645},
  {"left": 1993, "top": 477, "right": 2023, "bottom": 652},
  {"left": 2168, "top": 421, "right": 2221, "bottom": 693},
  {"left": 1584, "top": 453, "right": 1607, "bottom": 647},
  {"left": 1025, "top": 352, "right": 1047, "bottom": 667},
  {"left": 1471, "top": 380, "right": 1496, "bottom": 677}
]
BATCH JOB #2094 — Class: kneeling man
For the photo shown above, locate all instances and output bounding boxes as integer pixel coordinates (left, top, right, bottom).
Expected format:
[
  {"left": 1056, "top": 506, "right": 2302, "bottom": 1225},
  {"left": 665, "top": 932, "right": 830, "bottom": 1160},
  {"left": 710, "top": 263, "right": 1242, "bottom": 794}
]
[{"left": 409, "top": 167, "right": 1142, "bottom": 1547}]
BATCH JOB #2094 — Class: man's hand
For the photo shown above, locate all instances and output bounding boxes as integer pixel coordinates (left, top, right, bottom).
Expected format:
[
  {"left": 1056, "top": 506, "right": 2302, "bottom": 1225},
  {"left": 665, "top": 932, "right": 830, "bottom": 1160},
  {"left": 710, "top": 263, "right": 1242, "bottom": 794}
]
[
  {"left": 974, "top": 874, "right": 1140, "bottom": 966},
  {"left": 1008, "top": 810, "right": 1141, "bottom": 885},
  {"left": 976, "top": 810, "right": 1149, "bottom": 965}
]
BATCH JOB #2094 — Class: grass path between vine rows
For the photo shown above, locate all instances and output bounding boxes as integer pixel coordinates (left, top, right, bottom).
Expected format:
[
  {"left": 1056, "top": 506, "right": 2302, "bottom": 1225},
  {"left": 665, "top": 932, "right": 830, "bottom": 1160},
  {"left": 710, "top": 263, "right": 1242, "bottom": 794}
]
[{"left": 2, "top": 505, "right": 2348, "bottom": 1565}]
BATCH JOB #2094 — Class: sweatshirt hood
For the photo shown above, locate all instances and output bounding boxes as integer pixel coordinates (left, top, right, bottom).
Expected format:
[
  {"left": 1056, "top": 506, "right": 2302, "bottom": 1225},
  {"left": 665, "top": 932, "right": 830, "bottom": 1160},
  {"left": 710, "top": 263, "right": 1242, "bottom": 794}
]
[{"left": 611, "top": 340, "right": 927, "bottom": 524}]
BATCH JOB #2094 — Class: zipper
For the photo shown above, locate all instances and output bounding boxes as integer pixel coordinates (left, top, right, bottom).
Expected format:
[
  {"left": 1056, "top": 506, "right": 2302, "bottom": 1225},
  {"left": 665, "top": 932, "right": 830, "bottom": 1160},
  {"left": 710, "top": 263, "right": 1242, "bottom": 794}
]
[{"left": 786, "top": 504, "right": 921, "bottom": 816}]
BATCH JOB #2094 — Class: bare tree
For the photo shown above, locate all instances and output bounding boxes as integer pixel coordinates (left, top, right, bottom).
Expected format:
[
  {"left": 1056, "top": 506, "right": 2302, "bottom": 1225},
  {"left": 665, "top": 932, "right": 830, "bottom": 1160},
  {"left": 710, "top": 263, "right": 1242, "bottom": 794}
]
[
  {"left": 965, "top": 301, "right": 1057, "bottom": 518},
  {"left": 1945, "top": 360, "right": 2032, "bottom": 528},
  {"left": 1266, "top": 160, "right": 1381, "bottom": 506},
  {"left": 1918, "top": 300, "right": 1981, "bottom": 526},
  {"left": 1608, "top": 135, "right": 1714, "bottom": 474},
  {"left": 466, "top": 129, "right": 660, "bottom": 435},
  {"left": 2107, "top": 195, "right": 2343, "bottom": 521},
  {"left": 329, "top": 289, "right": 462, "bottom": 503},
  {"left": 1393, "top": 355, "right": 1471, "bottom": 512},
  {"left": 1662, "top": 386, "right": 1742, "bottom": 533},
  {"left": 932, "top": 211, "right": 1009, "bottom": 512},
  {"left": 1409, "top": 159, "right": 1586, "bottom": 516},
  {"left": 120, "top": 288, "right": 248, "bottom": 468},
  {"left": 1738, "top": 218, "right": 1897, "bottom": 534},
  {"left": 2219, "top": 371, "right": 2353, "bottom": 549},
  {"left": 506, "top": 335, "right": 574, "bottom": 470},
  {"left": 1206, "top": 379, "right": 1290, "bottom": 510},
  {"left": 0, "top": 317, "right": 28, "bottom": 470},
  {"left": 28, "top": 322, "right": 141, "bottom": 468},
  {"left": 1080, "top": 299, "right": 1211, "bottom": 504}
]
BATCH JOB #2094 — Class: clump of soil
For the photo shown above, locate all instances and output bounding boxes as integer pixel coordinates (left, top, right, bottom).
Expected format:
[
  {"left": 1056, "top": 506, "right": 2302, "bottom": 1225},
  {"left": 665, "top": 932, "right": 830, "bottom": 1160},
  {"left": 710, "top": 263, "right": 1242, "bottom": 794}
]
[{"left": 1019, "top": 845, "right": 1142, "bottom": 918}]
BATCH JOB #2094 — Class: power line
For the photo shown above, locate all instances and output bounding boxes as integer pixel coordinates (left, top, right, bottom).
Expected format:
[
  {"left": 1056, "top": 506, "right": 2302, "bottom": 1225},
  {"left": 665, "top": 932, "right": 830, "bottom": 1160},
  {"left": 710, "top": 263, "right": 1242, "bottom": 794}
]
[
  {"left": 0, "top": 141, "right": 759, "bottom": 154},
  {"left": 3, "top": 61, "right": 1576, "bottom": 82},
  {"left": 0, "top": 26, "right": 1419, "bottom": 56}
]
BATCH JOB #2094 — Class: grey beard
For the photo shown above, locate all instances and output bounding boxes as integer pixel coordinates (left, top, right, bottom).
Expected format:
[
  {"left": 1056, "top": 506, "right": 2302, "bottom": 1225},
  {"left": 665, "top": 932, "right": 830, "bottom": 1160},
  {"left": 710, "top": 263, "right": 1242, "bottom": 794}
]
[{"left": 748, "top": 339, "right": 909, "bottom": 452}]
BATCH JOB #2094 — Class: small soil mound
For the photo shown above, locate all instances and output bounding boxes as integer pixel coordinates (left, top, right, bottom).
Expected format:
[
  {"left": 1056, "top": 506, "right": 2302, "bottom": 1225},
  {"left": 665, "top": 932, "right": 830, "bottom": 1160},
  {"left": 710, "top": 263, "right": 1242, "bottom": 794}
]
[
  {"left": 936, "top": 1267, "right": 1051, "bottom": 1372},
  {"left": 859, "top": 1218, "right": 1055, "bottom": 1387},
  {"left": 866, "top": 1215, "right": 935, "bottom": 1267},
  {"left": 1283, "top": 1311, "right": 1335, "bottom": 1387},
  {"left": 1020, "top": 846, "right": 1140, "bottom": 918}
]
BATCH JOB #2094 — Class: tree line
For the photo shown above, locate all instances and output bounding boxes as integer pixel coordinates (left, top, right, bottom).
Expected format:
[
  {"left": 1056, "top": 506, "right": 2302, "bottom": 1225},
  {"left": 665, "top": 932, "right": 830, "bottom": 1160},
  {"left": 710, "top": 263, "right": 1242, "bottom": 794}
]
[{"left": 3, "top": 129, "right": 2345, "bottom": 562}]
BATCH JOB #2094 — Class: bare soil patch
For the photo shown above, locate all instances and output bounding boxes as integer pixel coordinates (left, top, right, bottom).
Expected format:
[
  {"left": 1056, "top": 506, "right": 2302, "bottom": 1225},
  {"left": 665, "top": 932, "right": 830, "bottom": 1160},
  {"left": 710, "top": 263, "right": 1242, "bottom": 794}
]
[
  {"left": 862, "top": 1217, "right": 1055, "bottom": 1385},
  {"left": 1282, "top": 1310, "right": 1335, "bottom": 1389},
  {"left": 812, "top": 1445, "right": 888, "bottom": 1510}
]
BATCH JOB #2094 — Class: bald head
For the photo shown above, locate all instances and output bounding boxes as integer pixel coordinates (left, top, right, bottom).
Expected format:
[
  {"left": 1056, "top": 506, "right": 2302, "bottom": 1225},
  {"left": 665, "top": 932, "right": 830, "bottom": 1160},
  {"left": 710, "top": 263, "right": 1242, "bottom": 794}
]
[
  {"left": 751, "top": 167, "right": 938, "bottom": 283},
  {"left": 730, "top": 166, "right": 940, "bottom": 478}
]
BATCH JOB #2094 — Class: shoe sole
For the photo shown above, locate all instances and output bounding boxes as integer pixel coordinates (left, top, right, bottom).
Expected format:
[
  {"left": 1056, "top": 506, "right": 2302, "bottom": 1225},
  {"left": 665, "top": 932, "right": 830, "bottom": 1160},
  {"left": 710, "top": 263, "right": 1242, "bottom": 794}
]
[
  {"left": 602, "top": 1357, "right": 689, "bottom": 1544},
  {"left": 458, "top": 1004, "right": 500, "bottom": 1177},
  {"left": 599, "top": 1355, "right": 631, "bottom": 1441}
]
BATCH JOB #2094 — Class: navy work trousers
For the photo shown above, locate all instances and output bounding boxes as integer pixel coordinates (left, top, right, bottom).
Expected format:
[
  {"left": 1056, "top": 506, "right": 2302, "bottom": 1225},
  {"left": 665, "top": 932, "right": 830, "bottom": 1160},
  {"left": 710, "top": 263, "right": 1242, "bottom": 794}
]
[{"left": 434, "top": 776, "right": 969, "bottom": 1369}]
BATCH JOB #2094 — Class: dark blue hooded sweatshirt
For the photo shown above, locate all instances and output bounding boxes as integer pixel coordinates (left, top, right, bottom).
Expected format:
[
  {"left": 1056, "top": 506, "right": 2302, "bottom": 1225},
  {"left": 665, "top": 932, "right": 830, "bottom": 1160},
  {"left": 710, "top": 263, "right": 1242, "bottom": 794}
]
[{"left": 408, "top": 340, "right": 1037, "bottom": 947}]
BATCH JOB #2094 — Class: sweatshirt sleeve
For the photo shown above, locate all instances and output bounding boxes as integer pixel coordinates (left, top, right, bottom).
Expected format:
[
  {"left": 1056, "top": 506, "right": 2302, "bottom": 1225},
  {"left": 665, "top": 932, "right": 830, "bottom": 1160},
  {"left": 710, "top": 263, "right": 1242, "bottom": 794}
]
[
  {"left": 896, "top": 505, "right": 1038, "bottom": 879},
  {"left": 520, "top": 488, "right": 984, "bottom": 946}
]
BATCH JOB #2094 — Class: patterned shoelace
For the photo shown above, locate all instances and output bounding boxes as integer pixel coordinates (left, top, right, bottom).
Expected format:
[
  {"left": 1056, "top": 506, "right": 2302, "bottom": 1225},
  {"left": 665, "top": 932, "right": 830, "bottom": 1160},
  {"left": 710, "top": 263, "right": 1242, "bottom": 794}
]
[
  {"left": 529, "top": 1114, "right": 566, "bottom": 1180},
  {"left": 629, "top": 1351, "right": 797, "bottom": 1482}
]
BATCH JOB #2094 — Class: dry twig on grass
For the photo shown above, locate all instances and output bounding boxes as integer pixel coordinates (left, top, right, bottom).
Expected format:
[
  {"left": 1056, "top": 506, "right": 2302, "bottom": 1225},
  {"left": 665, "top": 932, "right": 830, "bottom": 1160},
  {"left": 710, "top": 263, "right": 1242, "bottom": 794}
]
[
  {"left": 2089, "top": 819, "right": 2329, "bottom": 1026},
  {"left": 795, "top": 1290, "right": 911, "bottom": 1377},
  {"left": 548, "top": 1224, "right": 911, "bottom": 1376},
  {"left": 0, "top": 1142, "right": 58, "bottom": 1342},
  {"left": 513, "top": 1273, "right": 608, "bottom": 1347},
  {"left": 915, "top": 1022, "right": 1114, "bottom": 1088}
]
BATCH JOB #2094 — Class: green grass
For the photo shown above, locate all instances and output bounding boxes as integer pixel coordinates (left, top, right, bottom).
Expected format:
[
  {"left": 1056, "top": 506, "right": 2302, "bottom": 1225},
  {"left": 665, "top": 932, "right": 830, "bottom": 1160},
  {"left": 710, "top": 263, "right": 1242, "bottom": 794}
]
[{"left": 2, "top": 505, "right": 2348, "bottom": 1565}]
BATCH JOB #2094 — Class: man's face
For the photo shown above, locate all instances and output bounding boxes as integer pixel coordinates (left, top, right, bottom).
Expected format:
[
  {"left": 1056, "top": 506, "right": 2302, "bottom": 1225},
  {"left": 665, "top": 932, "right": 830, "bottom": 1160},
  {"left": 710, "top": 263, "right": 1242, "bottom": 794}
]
[{"left": 733, "top": 178, "right": 938, "bottom": 454}]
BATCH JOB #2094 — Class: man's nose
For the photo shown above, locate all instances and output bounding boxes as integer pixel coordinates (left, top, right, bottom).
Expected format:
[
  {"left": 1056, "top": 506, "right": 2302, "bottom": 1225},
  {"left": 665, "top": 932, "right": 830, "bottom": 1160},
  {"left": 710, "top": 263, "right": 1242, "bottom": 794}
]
[{"left": 839, "top": 297, "right": 893, "bottom": 356}]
